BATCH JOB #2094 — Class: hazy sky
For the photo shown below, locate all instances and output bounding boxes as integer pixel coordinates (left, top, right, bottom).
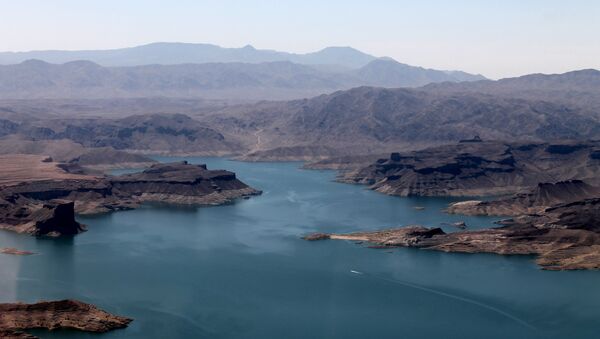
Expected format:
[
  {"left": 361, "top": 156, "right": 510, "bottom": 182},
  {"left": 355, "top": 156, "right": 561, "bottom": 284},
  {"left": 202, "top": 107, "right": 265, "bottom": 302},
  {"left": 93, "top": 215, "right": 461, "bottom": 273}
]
[{"left": 1, "top": 0, "right": 599, "bottom": 79}]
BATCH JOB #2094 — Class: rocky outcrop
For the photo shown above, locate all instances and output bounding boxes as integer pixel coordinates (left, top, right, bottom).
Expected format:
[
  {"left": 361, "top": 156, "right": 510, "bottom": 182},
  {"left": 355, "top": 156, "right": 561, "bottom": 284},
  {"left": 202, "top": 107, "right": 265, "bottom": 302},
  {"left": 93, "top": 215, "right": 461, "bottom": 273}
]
[
  {"left": 307, "top": 198, "right": 600, "bottom": 270},
  {"left": 302, "top": 233, "right": 331, "bottom": 241},
  {"left": 309, "top": 226, "right": 446, "bottom": 246},
  {"left": 310, "top": 155, "right": 600, "bottom": 270},
  {"left": 109, "top": 161, "right": 261, "bottom": 206},
  {"left": 1, "top": 179, "right": 124, "bottom": 216},
  {"left": 0, "top": 329, "right": 37, "bottom": 338},
  {"left": 0, "top": 161, "right": 261, "bottom": 236},
  {"left": 447, "top": 180, "right": 600, "bottom": 216},
  {"left": 0, "top": 299, "right": 132, "bottom": 337},
  {"left": 340, "top": 141, "right": 600, "bottom": 197},
  {"left": 1, "top": 248, "right": 35, "bottom": 255},
  {"left": 0, "top": 198, "right": 85, "bottom": 237}
]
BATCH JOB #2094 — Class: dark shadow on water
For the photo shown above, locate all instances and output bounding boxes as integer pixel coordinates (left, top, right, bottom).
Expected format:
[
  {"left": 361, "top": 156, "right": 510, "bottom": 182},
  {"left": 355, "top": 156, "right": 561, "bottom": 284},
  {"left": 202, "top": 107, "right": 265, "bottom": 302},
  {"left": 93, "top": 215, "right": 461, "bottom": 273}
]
[
  {"left": 15, "top": 235, "right": 75, "bottom": 302},
  {"left": 28, "top": 327, "right": 120, "bottom": 338},
  {"left": 136, "top": 201, "right": 203, "bottom": 213}
]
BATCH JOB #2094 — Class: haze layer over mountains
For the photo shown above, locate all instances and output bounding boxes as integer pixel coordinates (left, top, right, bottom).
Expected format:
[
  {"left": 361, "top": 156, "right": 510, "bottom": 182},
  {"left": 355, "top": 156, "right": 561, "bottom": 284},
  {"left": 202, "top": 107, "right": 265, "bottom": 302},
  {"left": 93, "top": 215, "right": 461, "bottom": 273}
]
[
  {"left": 0, "top": 42, "right": 474, "bottom": 71},
  {"left": 0, "top": 43, "right": 484, "bottom": 100},
  {"left": 0, "top": 42, "right": 599, "bottom": 158}
]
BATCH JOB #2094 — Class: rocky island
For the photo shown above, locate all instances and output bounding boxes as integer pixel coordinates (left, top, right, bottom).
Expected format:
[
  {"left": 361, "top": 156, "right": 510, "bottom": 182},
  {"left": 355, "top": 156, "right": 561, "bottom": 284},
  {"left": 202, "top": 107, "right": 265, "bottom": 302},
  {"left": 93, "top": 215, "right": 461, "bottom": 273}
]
[
  {"left": 0, "top": 299, "right": 132, "bottom": 338},
  {"left": 0, "top": 248, "right": 35, "bottom": 255},
  {"left": 0, "top": 156, "right": 260, "bottom": 236}
]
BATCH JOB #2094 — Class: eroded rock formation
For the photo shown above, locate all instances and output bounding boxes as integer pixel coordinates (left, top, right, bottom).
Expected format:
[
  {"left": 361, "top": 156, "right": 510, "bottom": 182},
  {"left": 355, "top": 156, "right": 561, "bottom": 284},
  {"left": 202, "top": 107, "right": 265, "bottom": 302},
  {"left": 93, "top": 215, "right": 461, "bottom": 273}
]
[
  {"left": 446, "top": 180, "right": 600, "bottom": 216},
  {"left": 0, "top": 199, "right": 85, "bottom": 236},
  {"left": 0, "top": 161, "right": 261, "bottom": 236},
  {"left": 0, "top": 299, "right": 131, "bottom": 338},
  {"left": 340, "top": 141, "right": 600, "bottom": 197},
  {"left": 306, "top": 198, "right": 600, "bottom": 270}
]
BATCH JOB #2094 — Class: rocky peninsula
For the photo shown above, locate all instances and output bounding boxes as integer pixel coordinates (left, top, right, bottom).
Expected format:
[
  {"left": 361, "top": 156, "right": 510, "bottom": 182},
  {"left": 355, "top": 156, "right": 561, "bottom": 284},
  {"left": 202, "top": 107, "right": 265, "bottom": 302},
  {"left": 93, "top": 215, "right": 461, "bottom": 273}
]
[
  {"left": 0, "top": 299, "right": 131, "bottom": 338},
  {"left": 0, "top": 157, "right": 260, "bottom": 236},
  {"left": 303, "top": 140, "right": 600, "bottom": 271},
  {"left": 339, "top": 141, "right": 600, "bottom": 197},
  {"left": 305, "top": 197, "right": 600, "bottom": 270}
]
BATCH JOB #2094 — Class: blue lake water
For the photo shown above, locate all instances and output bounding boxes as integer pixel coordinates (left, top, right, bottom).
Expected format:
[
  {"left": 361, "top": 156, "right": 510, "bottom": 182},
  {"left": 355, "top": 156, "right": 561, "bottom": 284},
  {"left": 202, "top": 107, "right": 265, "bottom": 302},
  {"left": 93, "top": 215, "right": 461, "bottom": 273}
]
[{"left": 1, "top": 157, "right": 600, "bottom": 338}]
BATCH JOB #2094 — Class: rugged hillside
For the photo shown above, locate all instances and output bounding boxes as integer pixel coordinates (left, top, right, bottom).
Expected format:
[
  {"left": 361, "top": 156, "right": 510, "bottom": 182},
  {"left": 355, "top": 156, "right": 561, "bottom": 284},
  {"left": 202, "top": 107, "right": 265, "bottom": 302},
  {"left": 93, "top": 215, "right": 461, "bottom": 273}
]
[
  {"left": 0, "top": 154, "right": 96, "bottom": 187},
  {"left": 0, "top": 59, "right": 484, "bottom": 100},
  {"left": 11, "top": 113, "right": 241, "bottom": 155},
  {"left": 1, "top": 68, "right": 599, "bottom": 159},
  {"left": 354, "top": 59, "right": 485, "bottom": 87},
  {"left": 0, "top": 97, "right": 235, "bottom": 120},
  {"left": 206, "top": 86, "right": 600, "bottom": 156},
  {"left": 1, "top": 82, "right": 599, "bottom": 159},
  {"left": 0, "top": 60, "right": 347, "bottom": 100},
  {"left": 0, "top": 136, "right": 88, "bottom": 161},
  {"left": 425, "top": 69, "right": 600, "bottom": 112},
  {"left": 0, "top": 136, "right": 156, "bottom": 170},
  {"left": 340, "top": 141, "right": 600, "bottom": 197}
]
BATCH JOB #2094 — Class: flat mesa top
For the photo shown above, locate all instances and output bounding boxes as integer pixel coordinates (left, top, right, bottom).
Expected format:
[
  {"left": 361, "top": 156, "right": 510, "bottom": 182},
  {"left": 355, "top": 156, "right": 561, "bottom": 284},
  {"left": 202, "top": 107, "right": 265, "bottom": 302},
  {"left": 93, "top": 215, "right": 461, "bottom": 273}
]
[
  {"left": 0, "top": 154, "right": 96, "bottom": 187},
  {"left": 111, "top": 162, "right": 235, "bottom": 183}
]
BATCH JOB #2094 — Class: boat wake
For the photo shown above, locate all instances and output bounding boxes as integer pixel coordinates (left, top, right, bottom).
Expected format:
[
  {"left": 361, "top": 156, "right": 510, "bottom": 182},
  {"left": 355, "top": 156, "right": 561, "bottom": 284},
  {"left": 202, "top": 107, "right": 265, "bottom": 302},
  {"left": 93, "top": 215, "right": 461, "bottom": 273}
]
[{"left": 350, "top": 269, "right": 537, "bottom": 331}]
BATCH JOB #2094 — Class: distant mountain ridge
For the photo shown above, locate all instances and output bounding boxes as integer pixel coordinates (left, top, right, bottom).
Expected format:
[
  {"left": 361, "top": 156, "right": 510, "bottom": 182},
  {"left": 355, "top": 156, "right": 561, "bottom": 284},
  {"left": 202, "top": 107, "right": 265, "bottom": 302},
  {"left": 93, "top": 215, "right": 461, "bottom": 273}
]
[
  {"left": 354, "top": 59, "right": 485, "bottom": 87},
  {"left": 424, "top": 69, "right": 600, "bottom": 111},
  {"left": 0, "top": 58, "right": 485, "bottom": 100},
  {"left": 0, "top": 42, "right": 381, "bottom": 69},
  {"left": 0, "top": 64, "right": 599, "bottom": 157}
]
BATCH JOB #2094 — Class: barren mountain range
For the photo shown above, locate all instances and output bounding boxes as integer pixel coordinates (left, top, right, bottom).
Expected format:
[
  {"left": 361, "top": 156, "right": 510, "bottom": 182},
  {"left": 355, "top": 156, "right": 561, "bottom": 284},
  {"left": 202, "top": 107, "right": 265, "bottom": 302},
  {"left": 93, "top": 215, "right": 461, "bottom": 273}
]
[
  {"left": 0, "top": 43, "right": 489, "bottom": 101},
  {"left": 0, "top": 43, "right": 380, "bottom": 68},
  {"left": 0, "top": 43, "right": 598, "bottom": 161},
  {"left": 0, "top": 67, "right": 599, "bottom": 158},
  {"left": 0, "top": 43, "right": 485, "bottom": 80},
  {"left": 425, "top": 69, "right": 600, "bottom": 113},
  {"left": 208, "top": 85, "right": 600, "bottom": 156},
  {"left": 0, "top": 58, "right": 484, "bottom": 100}
]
